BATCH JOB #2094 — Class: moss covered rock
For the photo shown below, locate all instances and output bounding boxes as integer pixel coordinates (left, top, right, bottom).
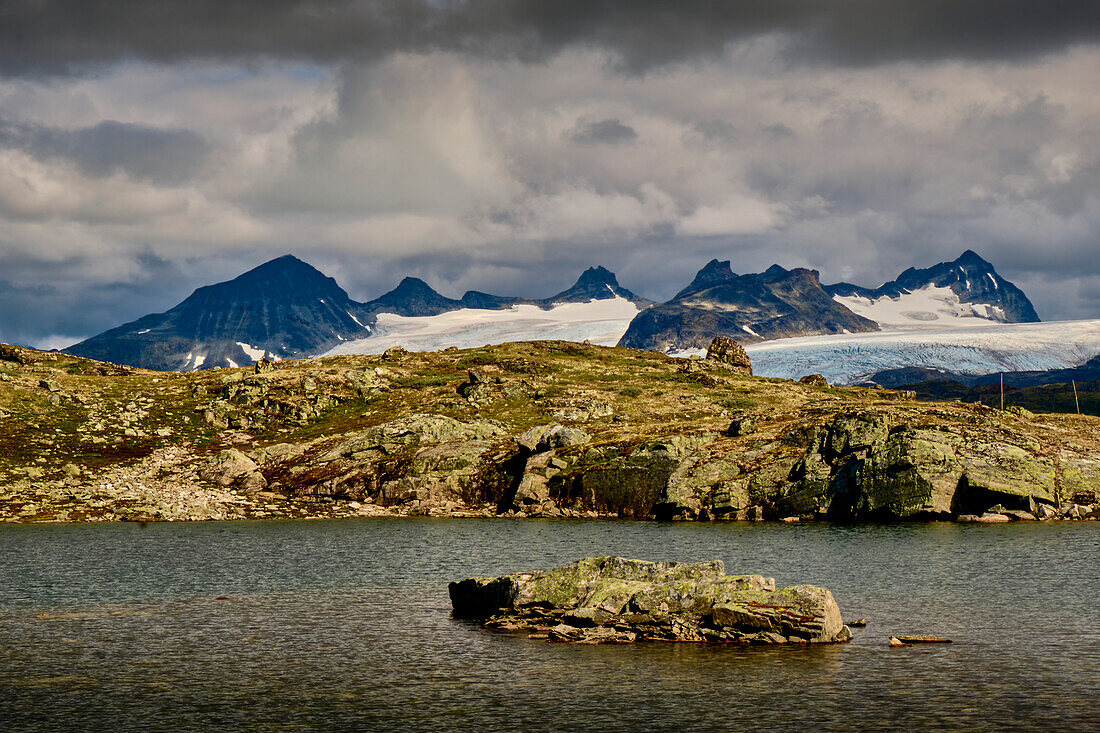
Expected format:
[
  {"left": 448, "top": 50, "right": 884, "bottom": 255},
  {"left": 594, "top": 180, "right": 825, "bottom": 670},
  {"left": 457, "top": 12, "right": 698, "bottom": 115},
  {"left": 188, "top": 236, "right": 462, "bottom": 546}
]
[{"left": 449, "top": 557, "right": 849, "bottom": 644}]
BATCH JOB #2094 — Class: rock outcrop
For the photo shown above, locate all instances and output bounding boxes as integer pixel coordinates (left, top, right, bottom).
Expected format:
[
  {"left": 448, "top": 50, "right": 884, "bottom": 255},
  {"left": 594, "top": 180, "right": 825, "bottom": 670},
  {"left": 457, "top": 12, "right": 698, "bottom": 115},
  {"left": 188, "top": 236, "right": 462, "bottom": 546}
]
[
  {"left": 772, "top": 412, "right": 1060, "bottom": 520},
  {"left": 449, "top": 557, "right": 851, "bottom": 644},
  {"left": 706, "top": 336, "right": 753, "bottom": 375}
]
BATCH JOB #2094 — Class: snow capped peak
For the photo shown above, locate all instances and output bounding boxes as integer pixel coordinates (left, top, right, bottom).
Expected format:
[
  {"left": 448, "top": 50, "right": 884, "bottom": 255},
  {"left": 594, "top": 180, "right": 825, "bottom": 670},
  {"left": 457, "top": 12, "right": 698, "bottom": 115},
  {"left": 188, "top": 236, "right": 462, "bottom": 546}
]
[{"left": 825, "top": 250, "right": 1039, "bottom": 327}]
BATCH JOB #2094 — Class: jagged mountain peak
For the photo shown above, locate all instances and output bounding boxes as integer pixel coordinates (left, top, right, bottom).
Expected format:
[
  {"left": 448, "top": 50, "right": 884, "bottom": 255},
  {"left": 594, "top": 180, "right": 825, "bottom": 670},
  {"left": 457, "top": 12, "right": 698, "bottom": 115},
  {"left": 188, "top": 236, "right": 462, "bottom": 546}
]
[
  {"left": 574, "top": 265, "right": 618, "bottom": 287},
  {"left": 618, "top": 259, "right": 878, "bottom": 352},
  {"left": 825, "top": 250, "right": 1039, "bottom": 326},
  {"left": 763, "top": 264, "right": 790, "bottom": 280},
  {"left": 697, "top": 258, "right": 735, "bottom": 280},
  {"left": 955, "top": 249, "right": 991, "bottom": 267},
  {"left": 675, "top": 259, "right": 737, "bottom": 298},
  {"left": 549, "top": 265, "right": 649, "bottom": 305},
  {"left": 391, "top": 276, "right": 442, "bottom": 295}
]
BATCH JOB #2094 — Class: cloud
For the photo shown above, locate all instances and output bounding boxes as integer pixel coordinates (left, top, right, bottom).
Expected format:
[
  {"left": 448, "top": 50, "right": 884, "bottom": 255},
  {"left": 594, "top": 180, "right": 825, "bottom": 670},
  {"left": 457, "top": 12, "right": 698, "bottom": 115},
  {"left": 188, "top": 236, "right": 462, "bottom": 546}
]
[
  {"left": 0, "top": 119, "right": 209, "bottom": 185},
  {"left": 1, "top": 20, "right": 1100, "bottom": 345},
  {"left": 677, "top": 196, "right": 787, "bottom": 236},
  {"left": 2, "top": 1, "right": 1099, "bottom": 79},
  {"left": 567, "top": 117, "right": 638, "bottom": 145}
]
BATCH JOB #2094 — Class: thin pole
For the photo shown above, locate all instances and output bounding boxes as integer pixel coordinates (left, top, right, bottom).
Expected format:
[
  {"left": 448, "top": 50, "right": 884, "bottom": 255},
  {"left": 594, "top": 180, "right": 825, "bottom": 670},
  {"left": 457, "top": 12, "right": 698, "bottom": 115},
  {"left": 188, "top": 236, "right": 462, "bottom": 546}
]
[
  {"left": 1072, "top": 380, "right": 1080, "bottom": 414},
  {"left": 1000, "top": 373, "right": 1004, "bottom": 411}
]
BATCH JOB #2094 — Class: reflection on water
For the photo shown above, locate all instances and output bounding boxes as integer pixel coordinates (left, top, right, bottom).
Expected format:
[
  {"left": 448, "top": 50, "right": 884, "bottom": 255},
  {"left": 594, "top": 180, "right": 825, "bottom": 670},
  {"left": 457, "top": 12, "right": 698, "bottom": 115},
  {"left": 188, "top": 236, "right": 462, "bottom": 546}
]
[{"left": 1, "top": 519, "right": 1097, "bottom": 731}]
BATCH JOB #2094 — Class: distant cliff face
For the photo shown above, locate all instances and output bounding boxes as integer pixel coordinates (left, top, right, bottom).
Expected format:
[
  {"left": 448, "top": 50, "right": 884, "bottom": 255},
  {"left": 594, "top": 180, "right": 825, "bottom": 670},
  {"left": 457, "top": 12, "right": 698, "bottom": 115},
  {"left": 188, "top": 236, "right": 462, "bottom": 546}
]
[
  {"left": 66, "top": 255, "right": 373, "bottom": 371},
  {"left": 618, "top": 264, "right": 879, "bottom": 352}
]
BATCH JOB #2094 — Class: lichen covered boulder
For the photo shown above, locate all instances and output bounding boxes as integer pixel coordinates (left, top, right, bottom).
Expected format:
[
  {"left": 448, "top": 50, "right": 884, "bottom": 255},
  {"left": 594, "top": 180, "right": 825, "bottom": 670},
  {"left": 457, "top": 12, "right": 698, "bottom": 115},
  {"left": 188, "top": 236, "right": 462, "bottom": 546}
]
[
  {"left": 705, "top": 336, "right": 753, "bottom": 374},
  {"left": 449, "top": 557, "right": 850, "bottom": 644}
]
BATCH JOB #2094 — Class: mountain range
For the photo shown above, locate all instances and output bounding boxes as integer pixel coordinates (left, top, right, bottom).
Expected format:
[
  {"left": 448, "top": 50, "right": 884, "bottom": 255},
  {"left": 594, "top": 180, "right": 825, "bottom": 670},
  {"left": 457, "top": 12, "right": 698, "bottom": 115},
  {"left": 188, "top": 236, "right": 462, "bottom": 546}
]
[
  {"left": 619, "top": 250, "right": 1039, "bottom": 352},
  {"left": 65, "top": 257, "right": 648, "bottom": 371},
  {"left": 63, "top": 250, "right": 1041, "bottom": 371}
]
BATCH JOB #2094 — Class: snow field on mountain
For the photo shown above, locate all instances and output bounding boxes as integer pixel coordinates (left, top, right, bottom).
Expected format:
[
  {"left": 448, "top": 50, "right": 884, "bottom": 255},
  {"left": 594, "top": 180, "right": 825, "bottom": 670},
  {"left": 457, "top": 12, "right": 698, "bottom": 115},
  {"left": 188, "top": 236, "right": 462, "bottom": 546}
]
[
  {"left": 745, "top": 319, "right": 1100, "bottom": 385},
  {"left": 322, "top": 297, "right": 641, "bottom": 356},
  {"left": 832, "top": 283, "right": 1007, "bottom": 329}
]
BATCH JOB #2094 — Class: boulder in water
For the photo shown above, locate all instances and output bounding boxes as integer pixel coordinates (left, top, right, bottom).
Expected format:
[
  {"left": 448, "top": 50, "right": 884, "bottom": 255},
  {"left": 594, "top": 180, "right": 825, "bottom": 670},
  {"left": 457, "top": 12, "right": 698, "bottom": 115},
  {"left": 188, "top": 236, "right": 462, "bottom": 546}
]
[{"left": 449, "top": 557, "right": 851, "bottom": 644}]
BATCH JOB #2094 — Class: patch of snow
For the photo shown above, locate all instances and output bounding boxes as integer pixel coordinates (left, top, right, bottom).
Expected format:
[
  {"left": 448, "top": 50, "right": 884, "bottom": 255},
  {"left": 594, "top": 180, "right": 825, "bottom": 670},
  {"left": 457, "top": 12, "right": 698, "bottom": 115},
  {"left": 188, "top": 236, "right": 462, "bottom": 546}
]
[
  {"left": 319, "top": 298, "right": 326, "bottom": 305},
  {"left": 746, "top": 319, "right": 1100, "bottom": 385},
  {"left": 192, "top": 354, "right": 206, "bottom": 370},
  {"left": 226, "top": 358, "right": 238, "bottom": 368},
  {"left": 323, "top": 297, "right": 640, "bottom": 356},
  {"left": 667, "top": 348, "right": 706, "bottom": 359},
  {"left": 834, "top": 283, "right": 1007, "bottom": 329},
  {"left": 987, "top": 273, "right": 998, "bottom": 289},
  {"left": 347, "top": 311, "right": 370, "bottom": 330},
  {"left": 742, "top": 325, "right": 760, "bottom": 338},
  {"left": 236, "top": 342, "right": 267, "bottom": 362},
  {"left": 137, "top": 328, "right": 151, "bottom": 334}
]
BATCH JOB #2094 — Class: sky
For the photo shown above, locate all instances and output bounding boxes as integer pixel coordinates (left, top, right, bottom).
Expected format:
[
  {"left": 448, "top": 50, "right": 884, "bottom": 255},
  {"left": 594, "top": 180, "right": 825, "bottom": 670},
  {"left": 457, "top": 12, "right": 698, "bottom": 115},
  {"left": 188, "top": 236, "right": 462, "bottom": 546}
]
[{"left": 2, "top": 1, "right": 1099, "bottom": 348}]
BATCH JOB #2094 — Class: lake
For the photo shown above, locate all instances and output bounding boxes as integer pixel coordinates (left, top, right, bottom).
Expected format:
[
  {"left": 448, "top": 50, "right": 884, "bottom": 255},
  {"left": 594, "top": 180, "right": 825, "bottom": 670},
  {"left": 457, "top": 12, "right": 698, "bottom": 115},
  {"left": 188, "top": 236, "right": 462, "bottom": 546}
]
[{"left": 1, "top": 518, "right": 1097, "bottom": 731}]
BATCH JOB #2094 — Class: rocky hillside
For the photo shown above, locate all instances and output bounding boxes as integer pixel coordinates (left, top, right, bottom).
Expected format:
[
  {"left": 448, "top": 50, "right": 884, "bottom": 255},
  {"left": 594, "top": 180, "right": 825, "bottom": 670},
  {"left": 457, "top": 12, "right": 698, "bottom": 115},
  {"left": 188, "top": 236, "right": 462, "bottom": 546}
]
[{"left": 2, "top": 339, "right": 1097, "bottom": 524}]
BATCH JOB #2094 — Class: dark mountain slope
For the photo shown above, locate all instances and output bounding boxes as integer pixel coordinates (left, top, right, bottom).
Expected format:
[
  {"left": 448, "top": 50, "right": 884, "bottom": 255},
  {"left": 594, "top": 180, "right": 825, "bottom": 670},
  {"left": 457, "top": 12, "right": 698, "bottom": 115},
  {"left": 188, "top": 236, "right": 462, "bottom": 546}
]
[
  {"left": 66, "top": 255, "right": 373, "bottom": 370},
  {"left": 618, "top": 264, "right": 878, "bottom": 352}
]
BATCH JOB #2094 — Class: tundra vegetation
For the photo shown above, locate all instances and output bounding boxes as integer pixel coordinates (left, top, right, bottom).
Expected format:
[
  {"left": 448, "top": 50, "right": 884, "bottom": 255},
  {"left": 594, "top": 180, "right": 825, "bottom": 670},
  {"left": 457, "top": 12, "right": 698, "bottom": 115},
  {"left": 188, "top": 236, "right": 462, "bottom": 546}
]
[{"left": 1, "top": 339, "right": 1097, "bottom": 524}]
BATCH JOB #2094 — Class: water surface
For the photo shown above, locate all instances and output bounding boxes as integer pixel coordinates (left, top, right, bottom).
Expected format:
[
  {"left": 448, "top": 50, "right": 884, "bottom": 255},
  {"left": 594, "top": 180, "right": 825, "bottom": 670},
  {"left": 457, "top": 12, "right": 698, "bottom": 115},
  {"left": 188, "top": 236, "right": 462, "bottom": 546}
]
[{"left": 1, "top": 519, "right": 1097, "bottom": 731}]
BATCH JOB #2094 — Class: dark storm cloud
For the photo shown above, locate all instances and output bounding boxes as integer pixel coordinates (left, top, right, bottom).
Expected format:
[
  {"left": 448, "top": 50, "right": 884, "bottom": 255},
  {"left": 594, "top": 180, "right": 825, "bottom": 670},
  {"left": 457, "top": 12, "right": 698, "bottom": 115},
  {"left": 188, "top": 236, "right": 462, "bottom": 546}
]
[
  {"left": 2, "top": 0, "right": 1099, "bottom": 78},
  {"left": 0, "top": 251, "right": 193, "bottom": 348},
  {"left": 0, "top": 119, "right": 208, "bottom": 185},
  {"left": 567, "top": 118, "right": 637, "bottom": 145}
]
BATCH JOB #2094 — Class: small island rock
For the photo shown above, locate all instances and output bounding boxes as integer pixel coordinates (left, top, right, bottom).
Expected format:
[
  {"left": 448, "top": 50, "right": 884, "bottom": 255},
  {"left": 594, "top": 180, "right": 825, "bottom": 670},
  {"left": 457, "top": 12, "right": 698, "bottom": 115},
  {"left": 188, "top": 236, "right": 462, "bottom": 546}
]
[{"left": 449, "top": 557, "right": 850, "bottom": 645}]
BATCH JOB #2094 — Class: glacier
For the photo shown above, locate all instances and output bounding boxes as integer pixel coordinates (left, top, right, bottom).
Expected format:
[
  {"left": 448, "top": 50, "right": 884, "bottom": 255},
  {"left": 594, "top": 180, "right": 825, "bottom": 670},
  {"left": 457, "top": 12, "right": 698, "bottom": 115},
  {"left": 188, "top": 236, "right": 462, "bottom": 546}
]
[
  {"left": 745, "top": 319, "right": 1100, "bottom": 385},
  {"left": 322, "top": 297, "right": 640, "bottom": 356},
  {"left": 832, "top": 283, "right": 1008, "bottom": 329}
]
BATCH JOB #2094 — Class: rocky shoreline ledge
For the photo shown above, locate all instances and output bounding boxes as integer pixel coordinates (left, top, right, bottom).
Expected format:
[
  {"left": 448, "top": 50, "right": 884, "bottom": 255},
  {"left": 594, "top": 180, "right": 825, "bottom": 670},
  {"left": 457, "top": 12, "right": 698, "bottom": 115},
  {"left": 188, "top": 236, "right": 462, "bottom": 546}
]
[
  {"left": 1, "top": 339, "right": 1098, "bottom": 524},
  {"left": 450, "top": 557, "right": 852, "bottom": 644}
]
